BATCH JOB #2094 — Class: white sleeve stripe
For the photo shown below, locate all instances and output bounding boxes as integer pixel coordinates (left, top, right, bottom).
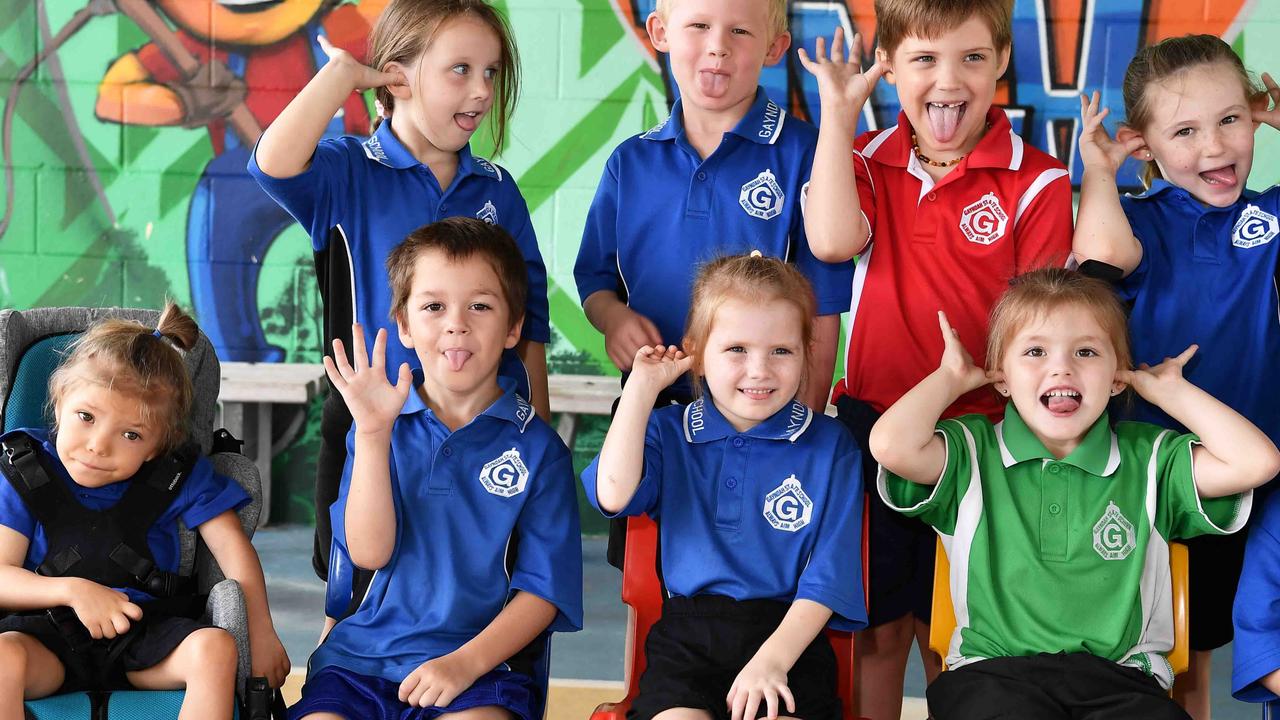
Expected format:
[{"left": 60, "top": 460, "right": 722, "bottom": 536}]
[
  {"left": 1008, "top": 130, "right": 1024, "bottom": 171},
  {"left": 854, "top": 150, "right": 875, "bottom": 197},
  {"left": 1013, "top": 168, "right": 1069, "bottom": 228}
]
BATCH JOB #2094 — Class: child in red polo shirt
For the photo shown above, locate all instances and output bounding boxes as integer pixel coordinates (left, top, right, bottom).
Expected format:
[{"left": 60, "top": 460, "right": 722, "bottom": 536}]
[{"left": 799, "top": 0, "right": 1074, "bottom": 717}]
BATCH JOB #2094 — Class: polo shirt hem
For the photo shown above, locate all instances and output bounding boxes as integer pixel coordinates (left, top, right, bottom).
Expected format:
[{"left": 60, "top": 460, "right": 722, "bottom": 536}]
[
  {"left": 180, "top": 493, "right": 251, "bottom": 531},
  {"left": 509, "top": 583, "right": 584, "bottom": 634},
  {"left": 876, "top": 428, "right": 951, "bottom": 513},
  {"left": 1233, "top": 647, "right": 1280, "bottom": 702},
  {"left": 580, "top": 464, "right": 640, "bottom": 520},
  {"left": 1184, "top": 441, "right": 1253, "bottom": 534},
  {"left": 795, "top": 587, "right": 867, "bottom": 632}
]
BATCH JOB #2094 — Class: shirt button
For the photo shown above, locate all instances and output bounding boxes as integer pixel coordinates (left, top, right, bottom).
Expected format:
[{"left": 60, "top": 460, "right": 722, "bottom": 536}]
[
  {"left": 440, "top": 205, "right": 448, "bottom": 214},
  {"left": 927, "top": 192, "right": 937, "bottom": 201},
  {"left": 725, "top": 477, "right": 738, "bottom": 489},
  {"left": 1049, "top": 503, "right": 1062, "bottom": 515},
  {"left": 697, "top": 171, "right": 707, "bottom": 181},
  {"left": 1048, "top": 464, "right": 1060, "bottom": 474},
  {"left": 442, "top": 447, "right": 453, "bottom": 457},
  {"left": 732, "top": 437, "right": 745, "bottom": 448}
]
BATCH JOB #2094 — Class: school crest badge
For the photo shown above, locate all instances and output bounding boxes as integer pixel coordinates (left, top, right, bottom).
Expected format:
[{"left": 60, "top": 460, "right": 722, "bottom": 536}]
[
  {"left": 958, "top": 192, "right": 1008, "bottom": 245},
  {"left": 479, "top": 447, "right": 529, "bottom": 498},
  {"left": 1232, "top": 204, "right": 1278, "bottom": 248},
  {"left": 1092, "top": 501, "right": 1136, "bottom": 560},
  {"left": 740, "top": 169, "right": 785, "bottom": 221},
  {"left": 476, "top": 200, "right": 498, "bottom": 225},
  {"left": 763, "top": 474, "right": 812, "bottom": 532}
]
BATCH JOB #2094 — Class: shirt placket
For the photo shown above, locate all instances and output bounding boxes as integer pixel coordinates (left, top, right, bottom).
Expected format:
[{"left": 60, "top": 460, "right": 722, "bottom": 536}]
[
  {"left": 714, "top": 436, "right": 751, "bottom": 530},
  {"left": 1039, "top": 460, "right": 1070, "bottom": 562}
]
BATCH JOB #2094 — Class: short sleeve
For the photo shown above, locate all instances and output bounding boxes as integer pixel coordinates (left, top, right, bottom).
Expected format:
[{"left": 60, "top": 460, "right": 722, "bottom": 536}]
[
  {"left": 510, "top": 450, "right": 584, "bottom": 633},
  {"left": 574, "top": 153, "right": 622, "bottom": 304},
  {"left": 0, "top": 477, "right": 35, "bottom": 540},
  {"left": 877, "top": 419, "right": 970, "bottom": 535},
  {"left": 1113, "top": 195, "right": 1153, "bottom": 302},
  {"left": 247, "top": 138, "right": 352, "bottom": 251},
  {"left": 795, "top": 444, "right": 867, "bottom": 631},
  {"left": 1233, "top": 492, "right": 1280, "bottom": 703},
  {"left": 1156, "top": 431, "right": 1252, "bottom": 539},
  {"left": 502, "top": 189, "right": 551, "bottom": 344},
  {"left": 581, "top": 414, "right": 663, "bottom": 519},
  {"left": 176, "top": 457, "right": 251, "bottom": 531},
  {"left": 1012, "top": 168, "right": 1073, "bottom": 273},
  {"left": 792, "top": 156, "right": 854, "bottom": 315}
]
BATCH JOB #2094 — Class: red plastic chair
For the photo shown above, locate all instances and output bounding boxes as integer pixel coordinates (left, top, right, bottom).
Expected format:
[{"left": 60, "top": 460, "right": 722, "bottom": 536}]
[{"left": 590, "top": 506, "right": 871, "bottom": 720}]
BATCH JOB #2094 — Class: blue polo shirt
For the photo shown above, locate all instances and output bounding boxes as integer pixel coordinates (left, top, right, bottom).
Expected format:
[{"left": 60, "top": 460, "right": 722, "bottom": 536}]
[
  {"left": 574, "top": 88, "right": 854, "bottom": 351},
  {"left": 1117, "top": 181, "right": 1280, "bottom": 446},
  {"left": 248, "top": 122, "right": 549, "bottom": 388},
  {"left": 1234, "top": 489, "right": 1280, "bottom": 702},
  {"left": 314, "top": 377, "right": 583, "bottom": 683},
  {"left": 0, "top": 429, "right": 250, "bottom": 604},
  {"left": 582, "top": 395, "right": 867, "bottom": 631}
]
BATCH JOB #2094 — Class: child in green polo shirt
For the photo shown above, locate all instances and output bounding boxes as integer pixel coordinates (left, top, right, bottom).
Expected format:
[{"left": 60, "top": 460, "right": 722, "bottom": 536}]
[{"left": 869, "top": 267, "right": 1280, "bottom": 719}]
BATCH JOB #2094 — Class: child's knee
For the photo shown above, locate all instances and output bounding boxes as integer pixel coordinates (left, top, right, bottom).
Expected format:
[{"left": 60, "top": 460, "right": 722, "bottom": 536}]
[
  {"left": 181, "top": 627, "right": 238, "bottom": 673},
  {"left": 0, "top": 632, "right": 31, "bottom": 674}
]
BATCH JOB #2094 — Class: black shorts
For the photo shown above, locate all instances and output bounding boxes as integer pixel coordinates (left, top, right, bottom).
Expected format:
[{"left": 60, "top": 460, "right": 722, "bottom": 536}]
[
  {"left": 835, "top": 395, "right": 934, "bottom": 626},
  {"left": 1185, "top": 528, "right": 1249, "bottom": 650},
  {"left": 630, "top": 595, "right": 840, "bottom": 720},
  {"left": 0, "top": 599, "right": 211, "bottom": 693}
]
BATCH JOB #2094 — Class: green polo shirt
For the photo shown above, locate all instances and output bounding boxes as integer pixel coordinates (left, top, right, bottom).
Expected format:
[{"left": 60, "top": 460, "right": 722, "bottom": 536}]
[{"left": 878, "top": 404, "right": 1252, "bottom": 689}]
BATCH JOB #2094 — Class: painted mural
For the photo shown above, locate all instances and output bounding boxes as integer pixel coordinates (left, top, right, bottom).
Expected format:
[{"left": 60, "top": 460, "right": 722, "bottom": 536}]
[{"left": 2, "top": 0, "right": 1278, "bottom": 521}]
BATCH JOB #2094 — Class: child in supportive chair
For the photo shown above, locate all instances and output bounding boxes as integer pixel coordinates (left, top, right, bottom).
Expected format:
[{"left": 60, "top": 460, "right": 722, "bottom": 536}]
[
  {"left": 870, "top": 268, "right": 1279, "bottom": 719},
  {"left": 583, "top": 254, "right": 867, "bottom": 720},
  {"left": 0, "top": 303, "right": 289, "bottom": 719}
]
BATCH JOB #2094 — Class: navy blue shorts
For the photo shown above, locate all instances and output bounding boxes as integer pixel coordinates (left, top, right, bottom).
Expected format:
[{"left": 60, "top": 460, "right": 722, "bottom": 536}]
[
  {"left": 836, "top": 395, "right": 935, "bottom": 627},
  {"left": 288, "top": 665, "right": 538, "bottom": 720}
]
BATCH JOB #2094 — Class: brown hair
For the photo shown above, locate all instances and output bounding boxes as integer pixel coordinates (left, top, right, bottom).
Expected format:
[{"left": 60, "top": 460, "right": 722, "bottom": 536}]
[
  {"left": 683, "top": 254, "right": 817, "bottom": 396},
  {"left": 386, "top": 216, "right": 528, "bottom": 329},
  {"left": 368, "top": 0, "right": 521, "bottom": 154},
  {"left": 986, "top": 268, "right": 1132, "bottom": 375},
  {"left": 655, "top": 0, "right": 789, "bottom": 39},
  {"left": 1123, "top": 34, "right": 1262, "bottom": 187},
  {"left": 875, "top": 0, "right": 1013, "bottom": 57},
  {"left": 49, "top": 302, "right": 199, "bottom": 453}
]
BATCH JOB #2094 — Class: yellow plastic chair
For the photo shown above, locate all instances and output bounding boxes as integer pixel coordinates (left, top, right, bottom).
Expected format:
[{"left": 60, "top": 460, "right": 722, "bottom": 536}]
[{"left": 927, "top": 538, "right": 1189, "bottom": 674}]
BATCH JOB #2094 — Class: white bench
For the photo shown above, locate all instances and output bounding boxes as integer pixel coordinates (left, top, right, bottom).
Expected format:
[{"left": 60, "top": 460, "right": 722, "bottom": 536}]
[{"left": 215, "top": 365, "right": 619, "bottom": 524}]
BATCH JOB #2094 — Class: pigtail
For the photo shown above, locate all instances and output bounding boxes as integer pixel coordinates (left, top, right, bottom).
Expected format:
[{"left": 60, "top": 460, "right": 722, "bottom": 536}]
[{"left": 154, "top": 300, "right": 199, "bottom": 352}]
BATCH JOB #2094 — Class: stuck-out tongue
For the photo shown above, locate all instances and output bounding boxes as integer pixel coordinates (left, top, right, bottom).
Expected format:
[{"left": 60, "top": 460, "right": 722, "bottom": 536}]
[
  {"left": 697, "top": 70, "right": 729, "bottom": 98},
  {"left": 1045, "top": 395, "right": 1081, "bottom": 414},
  {"left": 926, "top": 103, "right": 963, "bottom": 144},
  {"left": 1200, "top": 166, "right": 1237, "bottom": 186},
  {"left": 444, "top": 349, "right": 472, "bottom": 371},
  {"left": 455, "top": 113, "right": 479, "bottom": 132}
]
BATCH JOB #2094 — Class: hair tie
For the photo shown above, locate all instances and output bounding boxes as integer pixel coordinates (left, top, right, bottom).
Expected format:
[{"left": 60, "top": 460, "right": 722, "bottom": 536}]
[{"left": 152, "top": 329, "right": 164, "bottom": 339}]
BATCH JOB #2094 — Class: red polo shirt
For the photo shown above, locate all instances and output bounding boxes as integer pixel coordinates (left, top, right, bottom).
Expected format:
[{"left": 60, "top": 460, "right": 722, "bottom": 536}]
[{"left": 835, "top": 107, "right": 1072, "bottom": 419}]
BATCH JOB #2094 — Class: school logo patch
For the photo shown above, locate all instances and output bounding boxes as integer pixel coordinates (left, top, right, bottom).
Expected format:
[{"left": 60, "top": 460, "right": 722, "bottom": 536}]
[
  {"left": 958, "top": 192, "right": 1009, "bottom": 245},
  {"left": 763, "top": 474, "right": 812, "bottom": 533},
  {"left": 1092, "top": 501, "right": 1136, "bottom": 560},
  {"left": 740, "top": 169, "right": 785, "bottom": 221},
  {"left": 1231, "top": 204, "right": 1278, "bottom": 249},
  {"left": 479, "top": 447, "right": 529, "bottom": 498},
  {"left": 476, "top": 200, "right": 498, "bottom": 225}
]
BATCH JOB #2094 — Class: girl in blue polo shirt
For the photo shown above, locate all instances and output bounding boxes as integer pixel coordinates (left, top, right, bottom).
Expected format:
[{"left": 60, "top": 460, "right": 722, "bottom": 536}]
[
  {"left": 1073, "top": 34, "right": 1280, "bottom": 714},
  {"left": 248, "top": 0, "right": 551, "bottom": 585},
  {"left": 583, "top": 253, "right": 867, "bottom": 720}
]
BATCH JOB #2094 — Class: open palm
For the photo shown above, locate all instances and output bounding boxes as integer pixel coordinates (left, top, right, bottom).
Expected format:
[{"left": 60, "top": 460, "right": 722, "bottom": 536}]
[
  {"left": 323, "top": 323, "right": 413, "bottom": 436},
  {"left": 797, "top": 27, "right": 884, "bottom": 118}
]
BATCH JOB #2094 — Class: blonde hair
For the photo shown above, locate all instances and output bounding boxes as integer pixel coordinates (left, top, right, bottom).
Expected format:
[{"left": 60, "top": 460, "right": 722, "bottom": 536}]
[
  {"left": 874, "top": 0, "right": 1013, "bottom": 56},
  {"left": 1122, "top": 34, "right": 1262, "bottom": 188},
  {"left": 48, "top": 302, "right": 199, "bottom": 453},
  {"left": 655, "top": 0, "right": 789, "bottom": 39},
  {"left": 683, "top": 254, "right": 816, "bottom": 396},
  {"left": 368, "top": 0, "right": 521, "bottom": 154},
  {"left": 986, "top": 268, "right": 1132, "bottom": 374}
]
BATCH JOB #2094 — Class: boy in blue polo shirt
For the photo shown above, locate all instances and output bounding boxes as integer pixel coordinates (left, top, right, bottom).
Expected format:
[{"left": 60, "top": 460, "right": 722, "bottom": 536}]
[
  {"left": 574, "top": 0, "right": 852, "bottom": 409},
  {"left": 290, "top": 217, "right": 583, "bottom": 720}
]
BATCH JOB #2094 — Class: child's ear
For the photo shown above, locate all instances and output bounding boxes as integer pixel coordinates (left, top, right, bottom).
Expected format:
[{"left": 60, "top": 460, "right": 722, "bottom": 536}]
[
  {"left": 395, "top": 312, "right": 414, "bottom": 348},
  {"left": 875, "top": 46, "right": 894, "bottom": 84},
  {"left": 995, "top": 45, "right": 1011, "bottom": 79},
  {"left": 1116, "top": 126, "right": 1151, "bottom": 162},
  {"left": 1111, "top": 372, "right": 1128, "bottom": 397},
  {"left": 764, "top": 31, "right": 791, "bottom": 66},
  {"left": 991, "top": 369, "right": 1008, "bottom": 397},
  {"left": 383, "top": 61, "right": 413, "bottom": 101},
  {"left": 506, "top": 315, "right": 523, "bottom": 350},
  {"left": 646, "top": 12, "right": 670, "bottom": 53}
]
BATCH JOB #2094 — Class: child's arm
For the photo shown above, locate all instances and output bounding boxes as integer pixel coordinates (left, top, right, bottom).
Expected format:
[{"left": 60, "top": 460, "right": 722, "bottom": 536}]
[
  {"left": 594, "top": 345, "right": 692, "bottom": 513},
  {"left": 798, "top": 28, "right": 883, "bottom": 262},
  {"left": 323, "top": 323, "right": 413, "bottom": 570},
  {"left": 869, "top": 312, "right": 994, "bottom": 484},
  {"left": 802, "top": 314, "right": 839, "bottom": 410},
  {"left": 516, "top": 339, "right": 551, "bottom": 421},
  {"left": 1119, "top": 346, "right": 1280, "bottom": 498},
  {"left": 1072, "top": 92, "right": 1146, "bottom": 273},
  {"left": 582, "top": 292, "right": 664, "bottom": 373},
  {"left": 727, "top": 599, "right": 832, "bottom": 720},
  {"left": 253, "top": 36, "right": 403, "bottom": 179},
  {"left": 398, "top": 591, "right": 556, "bottom": 707},
  {"left": 198, "top": 511, "right": 291, "bottom": 687},
  {"left": 0, "top": 526, "right": 142, "bottom": 639}
]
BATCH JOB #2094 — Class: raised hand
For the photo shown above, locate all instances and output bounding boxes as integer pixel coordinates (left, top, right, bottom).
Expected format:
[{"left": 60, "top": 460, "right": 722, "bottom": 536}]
[
  {"left": 1255, "top": 72, "right": 1280, "bottom": 131},
  {"left": 67, "top": 578, "right": 144, "bottom": 640},
  {"left": 323, "top": 323, "right": 413, "bottom": 436},
  {"left": 628, "top": 345, "right": 693, "bottom": 394},
  {"left": 1078, "top": 91, "right": 1145, "bottom": 175},
  {"left": 601, "top": 304, "right": 664, "bottom": 372},
  {"left": 1116, "top": 345, "right": 1197, "bottom": 403},
  {"left": 936, "top": 311, "right": 993, "bottom": 394},
  {"left": 797, "top": 27, "right": 884, "bottom": 121},
  {"left": 317, "top": 34, "right": 405, "bottom": 92}
]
